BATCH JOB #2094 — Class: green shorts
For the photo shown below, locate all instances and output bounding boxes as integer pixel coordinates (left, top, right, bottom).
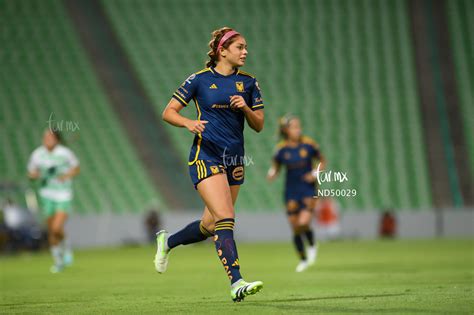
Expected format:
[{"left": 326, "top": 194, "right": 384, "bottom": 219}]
[{"left": 40, "top": 197, "right": 72, "bottom": 218}]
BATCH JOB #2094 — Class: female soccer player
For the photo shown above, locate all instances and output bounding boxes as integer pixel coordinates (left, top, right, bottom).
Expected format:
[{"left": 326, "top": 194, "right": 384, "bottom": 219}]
[
  {"left": 27, "top": 129, "right": 80, "bottom": 273},
  {"left": 267, "top": 115, "right": 325, "bottom": 272},
  {"left": 154, "top": 27, "right": 264, "bottom": 302}
]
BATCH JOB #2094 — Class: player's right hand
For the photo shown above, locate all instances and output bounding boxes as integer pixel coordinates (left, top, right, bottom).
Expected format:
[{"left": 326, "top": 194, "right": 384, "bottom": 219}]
[
  {"left": 185, "top": 120, "right": 208, "bottom": 134},
  {"left": 266, "top": 167, "right": 277, "bottom": 182}
]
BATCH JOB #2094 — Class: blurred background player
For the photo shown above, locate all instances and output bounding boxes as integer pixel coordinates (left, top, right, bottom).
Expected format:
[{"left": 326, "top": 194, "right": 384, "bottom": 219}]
[
  {"left": 155, "top": 27, "right": 264, "bottom": 302},
  {"left": 267, "top": 115, "right": 325, "bottom": 272},
  {"left": 315, "top": 197, "right": 341, "bottom": 241},
  {"left": 27, "top": 130, "right": 80, "bottom": 273}
]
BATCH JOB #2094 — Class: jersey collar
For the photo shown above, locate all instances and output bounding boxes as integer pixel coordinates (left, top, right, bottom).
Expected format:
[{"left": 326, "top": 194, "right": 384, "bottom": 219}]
[{"left": 210, "top": 66, "right": 238, "bottom": 78}]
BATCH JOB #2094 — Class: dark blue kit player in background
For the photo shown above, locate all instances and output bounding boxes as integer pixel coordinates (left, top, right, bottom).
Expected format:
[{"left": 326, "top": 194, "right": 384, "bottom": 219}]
[{"left": 267, "top": 115, "right": 326, "bottom": 272}]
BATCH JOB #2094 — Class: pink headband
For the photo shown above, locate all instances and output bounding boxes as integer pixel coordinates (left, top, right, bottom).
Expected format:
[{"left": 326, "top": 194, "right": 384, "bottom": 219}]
[{"left": 217, "top": 30, "right": 240, "bottom": 51}]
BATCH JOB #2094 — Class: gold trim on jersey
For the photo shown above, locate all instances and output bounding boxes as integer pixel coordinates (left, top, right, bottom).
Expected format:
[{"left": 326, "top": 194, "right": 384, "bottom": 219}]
[
  {"left": 195, "top": 68, "right": 212, "bottom": 75},
  {"left": 173, "top": 92, "right": 188, "bottom": 106},
  {"left": 252, "top": 104, "right": 264, "bottom": 109},
  {"left": 202, "top": 161, "right": 207, "bottom": 178},
  {"left": 196, "top": 160, "right": 201, "bottom": 179},
  {"left": 236, "top": 69, "right": 255, "bottom": 78},
  {"left": 196, "top": 160, "right": 207, "bottom": 179},
  {"left": 189, "top": 97, "right": 202, "bottom": 166},
  {"left": 301, "top": 136, "right": 319, "bottom": 149},
  {"left": 275, "top": 140, "right": 288, "bottom": 150}
]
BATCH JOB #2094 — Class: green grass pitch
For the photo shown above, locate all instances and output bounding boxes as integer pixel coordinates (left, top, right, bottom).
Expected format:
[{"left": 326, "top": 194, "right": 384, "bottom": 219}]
[{"left": 1, "top": 239, "right": 472, "bottom": 314}]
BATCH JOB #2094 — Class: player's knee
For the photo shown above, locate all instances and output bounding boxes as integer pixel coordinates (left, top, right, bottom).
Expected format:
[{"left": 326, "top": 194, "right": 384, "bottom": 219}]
[
  {"left": 290, "top": 223, "right": 302, "bottom": 234},
  {"left": 299, "top": 224, "right": 310, "bottom": 232}
]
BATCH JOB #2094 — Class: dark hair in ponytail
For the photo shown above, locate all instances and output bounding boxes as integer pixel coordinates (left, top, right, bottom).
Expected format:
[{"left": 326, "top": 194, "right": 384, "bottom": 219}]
[{"left": 206, "top": 27, "right": 240, "bottom": 68}]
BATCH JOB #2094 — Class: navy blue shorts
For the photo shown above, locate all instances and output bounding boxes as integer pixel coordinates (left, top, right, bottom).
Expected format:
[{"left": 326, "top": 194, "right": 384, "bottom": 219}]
[
  {"left": 189, "top": 158, "right": 245, "bottom": 189},
  {"left": 285, "top": 185, "right": 315, "bottom": 203},
  {"left": 284, "top": 185, "right": 316, "bottom": 215}
]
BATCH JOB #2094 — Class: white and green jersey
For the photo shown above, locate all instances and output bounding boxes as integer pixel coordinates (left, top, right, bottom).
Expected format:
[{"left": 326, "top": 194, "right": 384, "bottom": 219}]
[{"left": 27, "top": 145, "right": 79, "bottom": 202}]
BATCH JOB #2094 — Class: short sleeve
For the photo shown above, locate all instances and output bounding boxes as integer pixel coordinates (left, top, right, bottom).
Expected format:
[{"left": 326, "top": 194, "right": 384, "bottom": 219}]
[
  {"left": 312, "top": 145, "right": 321, "bottom": 160},
  {"left": 308, "top": 141, "right": 321, "bottom": 160},
  {"left": 172, "top": 73, "right": 199, "bottom": 106},
  {"left": 27, "top": 150, "right": 39, "bottom": 173},
  {"left": 64, "top": 148, "right": 80, "bottom": 168},
  {"left": 273, "top": 147, "right": 283, "bottom": 164},
  {"left": 250, "top": 78, "right": 264, "bottom": 111}
]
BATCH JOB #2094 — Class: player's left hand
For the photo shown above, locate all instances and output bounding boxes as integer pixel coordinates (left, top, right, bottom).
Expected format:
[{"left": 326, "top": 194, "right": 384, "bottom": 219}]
[
  {"left": 230, "top": 95, "right": 248, "bottom": 110},
  {"left": 302, "top": 172, "right": 316, "bottom": 184}
]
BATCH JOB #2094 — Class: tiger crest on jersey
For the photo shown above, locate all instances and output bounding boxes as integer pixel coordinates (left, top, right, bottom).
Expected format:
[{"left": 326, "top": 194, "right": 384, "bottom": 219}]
[
  {"left": 235, "top": 81, "right": 244, "bottom": 92},
  {"left": 299, "top": 148, "right": 308, "bottom": 158},
  {"left": 210, "top": 165, "right": 220, "bottom": 174}
]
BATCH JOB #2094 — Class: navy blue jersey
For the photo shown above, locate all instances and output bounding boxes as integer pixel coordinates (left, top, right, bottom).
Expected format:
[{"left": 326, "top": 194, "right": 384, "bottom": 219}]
[
  {"left": 274, "top": 136, "right": 321, "bottom": 200},
  {"left": 173, "top": 67, "right": 264, "bottom": 165}
]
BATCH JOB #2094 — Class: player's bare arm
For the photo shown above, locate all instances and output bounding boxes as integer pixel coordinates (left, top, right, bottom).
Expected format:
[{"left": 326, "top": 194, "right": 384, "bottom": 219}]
[{"left": 163, "top": 98, "right": 208, "bottom": 134}]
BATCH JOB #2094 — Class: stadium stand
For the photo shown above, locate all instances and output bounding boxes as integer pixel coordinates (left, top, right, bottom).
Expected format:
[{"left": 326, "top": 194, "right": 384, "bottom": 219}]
[
  {"left": 0, "top": 0, "right": 164, "bottom": 213},
  {"left": 447, "top": 0, "right": 474, "bottom": 179},
  {"left": 103, "top": 0, "right": 432, "bottom": 210}
]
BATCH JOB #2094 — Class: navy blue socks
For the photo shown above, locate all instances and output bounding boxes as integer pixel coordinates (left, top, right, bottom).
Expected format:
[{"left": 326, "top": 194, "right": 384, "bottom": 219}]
[
  {"left": 214, "top": 218, "right": 242, "bottom": 284},
  {"left": 293, "top": 233, "right": 306, "bottom": 260},
  {"left": 167, "top": 220, "right": 212, "bottom": 250},
  {"left": 304, "top": 229, "right": 315, "bottom": 247}
]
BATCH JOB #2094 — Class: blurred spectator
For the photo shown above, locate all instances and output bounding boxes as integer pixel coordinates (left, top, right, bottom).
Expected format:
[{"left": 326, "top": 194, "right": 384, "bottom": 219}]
[
  {"left": 4, "top": 198, "right": 27, "bottom": 230},
  {"left": 315, "top": 197, "right": 341, "bottom": 241},
  {"left": 0, "top": 205, "right": 7, "bottom": 250},
  {"left": 0, "top": 198, "right": 46, "bottom": 253},
  {"left": 379, "top": 210, "right": 397, "bottom": 238},
  {"left": 144, "top": 210, "right": 161, "bottom": 243}
]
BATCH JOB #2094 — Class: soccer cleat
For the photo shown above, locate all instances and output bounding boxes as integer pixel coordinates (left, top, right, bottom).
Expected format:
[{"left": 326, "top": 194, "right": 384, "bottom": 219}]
[
  {"left": 295, "top": 260, "right": 309, "bottom": 272},
  {"left": 49, "top": 264, "right": 64, "bottom": 274},
  {"left": 231, "top": 280, "right": 264, "bottom": 302},
  {"left": 154, "top": 230, "right": 170, "bottom": 273},
  {"left": 307, "top": 243, "right": 318, "bottom": 266},
  {"left": 63, "top": 251, "right": 74, "bottom": 267}
]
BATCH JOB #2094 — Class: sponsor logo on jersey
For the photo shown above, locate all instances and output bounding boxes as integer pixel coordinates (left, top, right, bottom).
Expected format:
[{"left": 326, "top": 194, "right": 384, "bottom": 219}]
[
  {"left": 232, "top": 166, "right": 244, "bottom": 180},
  {"left": 211, "top": 104, "right": 230, "bottom": 109},
  {"left": 210, "top": 83, "right": 218, "bottom": 89},
  {"left": 176, "top": 90, "right": 187, "bottom": 99},
  {"left": 184, "top": 73, "right": 196, "bottom": 85}
]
